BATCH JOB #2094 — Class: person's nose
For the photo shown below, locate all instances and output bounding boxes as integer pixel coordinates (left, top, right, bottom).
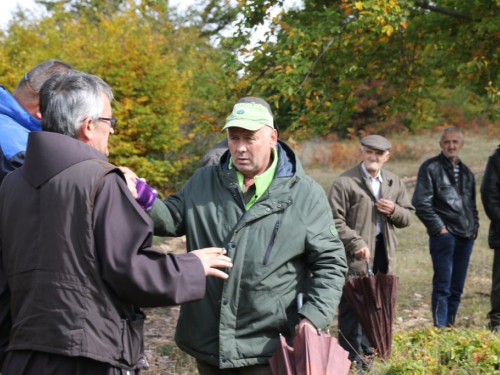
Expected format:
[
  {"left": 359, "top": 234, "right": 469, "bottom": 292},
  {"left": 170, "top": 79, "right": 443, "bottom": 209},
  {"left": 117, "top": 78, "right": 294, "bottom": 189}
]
[{"left": 235, "top": 142, "right": 247, "bottom": 153}]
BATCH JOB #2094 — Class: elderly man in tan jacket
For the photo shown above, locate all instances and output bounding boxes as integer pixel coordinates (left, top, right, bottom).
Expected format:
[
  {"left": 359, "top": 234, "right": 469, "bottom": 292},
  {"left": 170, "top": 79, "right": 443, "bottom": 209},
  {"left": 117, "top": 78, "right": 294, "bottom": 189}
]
[{"left": 328, "top": 135, "right": 415, "bottom": 370}]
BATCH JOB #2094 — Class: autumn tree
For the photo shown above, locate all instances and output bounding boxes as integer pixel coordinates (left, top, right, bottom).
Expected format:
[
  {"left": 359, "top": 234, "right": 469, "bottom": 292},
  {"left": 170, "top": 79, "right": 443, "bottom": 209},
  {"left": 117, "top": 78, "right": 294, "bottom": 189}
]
[
  {"left": 226, "top": 0, "right": 500, "bottom": 136},
  {"left": 0, "top": 0, "right": 240, "bottom": 193}
]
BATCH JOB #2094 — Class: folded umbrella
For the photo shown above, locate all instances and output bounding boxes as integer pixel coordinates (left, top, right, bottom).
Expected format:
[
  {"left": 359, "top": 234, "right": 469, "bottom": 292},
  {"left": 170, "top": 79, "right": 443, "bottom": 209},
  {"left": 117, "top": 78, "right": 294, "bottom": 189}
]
[
  {"left": 342, "top": 264, "right": 398, "bottom": 359},
  {"left": 270, "top": 294, "right": 351, "bottom": 375}
]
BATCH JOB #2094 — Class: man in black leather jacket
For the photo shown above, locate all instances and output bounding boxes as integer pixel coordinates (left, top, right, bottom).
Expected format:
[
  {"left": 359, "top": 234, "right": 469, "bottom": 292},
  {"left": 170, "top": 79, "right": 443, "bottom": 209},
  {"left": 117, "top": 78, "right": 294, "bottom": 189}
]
[
  {"left": 481, "top": 146, "right": 500, "bottom": 331},
  {"left": 412, "top": 126, "right": 479, "bottom": 328}
]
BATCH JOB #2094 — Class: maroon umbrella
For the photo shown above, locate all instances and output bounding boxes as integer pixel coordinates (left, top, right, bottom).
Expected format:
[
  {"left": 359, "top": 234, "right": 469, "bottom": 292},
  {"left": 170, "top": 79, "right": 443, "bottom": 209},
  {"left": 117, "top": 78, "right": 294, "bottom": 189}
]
[
  {"left": 342, "top": 267, "right": 399, "bottom": 359},
  {"left": 270, "top": 334, "right": 297, "bottom": 375},
  {"left": 269, "top": 294, "right": 351, "bottom": 375}
]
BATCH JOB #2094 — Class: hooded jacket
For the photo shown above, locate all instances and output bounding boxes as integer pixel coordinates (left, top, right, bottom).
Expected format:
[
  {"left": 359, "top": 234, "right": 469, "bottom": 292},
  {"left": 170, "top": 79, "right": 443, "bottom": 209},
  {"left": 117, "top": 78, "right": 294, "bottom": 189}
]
[
  {"left": 0, "top": 86, "right": 41, "bottom": 186},
  {"left": 147, "top": 141, "right": 347, "bottom": 368},
  {"left": 412, "top": 152, "right": 479, "bottom": 238},
  {"left": 0, "top": 131, "right": 206, "bottom": 371}
]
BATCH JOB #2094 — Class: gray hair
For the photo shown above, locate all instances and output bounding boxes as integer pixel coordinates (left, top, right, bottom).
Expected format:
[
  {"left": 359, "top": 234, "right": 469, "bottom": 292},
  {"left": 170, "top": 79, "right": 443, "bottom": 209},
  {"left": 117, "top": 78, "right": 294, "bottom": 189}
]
[
  {"left": 15, "top": 59, "right": 73, "bottom": 95},
  {"left": 40, "top": 71, "right": 113, "bottom": 138},
  {"left": 439, "top": 126, "right": 464, "bottom": 142}
]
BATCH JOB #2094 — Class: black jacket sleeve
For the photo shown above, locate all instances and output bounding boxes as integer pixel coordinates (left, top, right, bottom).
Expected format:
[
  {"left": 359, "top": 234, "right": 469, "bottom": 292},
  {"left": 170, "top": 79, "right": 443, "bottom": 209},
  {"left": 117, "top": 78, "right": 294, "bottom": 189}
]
[
  {"left": 0, "top": 236, "right": 11, "bottom": 369},
  {"left": 482, "top": 149, "right": 500, "bottom": 222},
  {"left": 412, "top": 161, "right": 446, "bottom": 235}
]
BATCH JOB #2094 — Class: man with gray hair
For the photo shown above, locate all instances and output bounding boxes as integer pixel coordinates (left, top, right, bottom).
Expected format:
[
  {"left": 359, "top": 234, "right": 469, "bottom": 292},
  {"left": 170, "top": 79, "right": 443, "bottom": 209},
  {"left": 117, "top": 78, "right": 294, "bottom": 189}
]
[
  {"left": 0, "top": 59, "right": 74, "bottom": 185},
  {"left": 412, "top": 126, "right": 479, "bottom": 328},
  {"left": 328, "top": 135, "right": 414, "bottom": 369},
  {"left": 123, "top": 96, "right": 348, "bottom": 374},
  {"left": 0, "top": 71, "right": 232, "bottom": 374}
]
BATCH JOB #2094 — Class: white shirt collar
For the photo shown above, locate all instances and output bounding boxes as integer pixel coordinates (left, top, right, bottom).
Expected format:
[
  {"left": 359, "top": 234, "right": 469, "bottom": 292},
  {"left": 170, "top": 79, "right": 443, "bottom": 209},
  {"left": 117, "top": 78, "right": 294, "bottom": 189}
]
[{"left": 360, "top": 162, "right": 383, "bottom": 182}]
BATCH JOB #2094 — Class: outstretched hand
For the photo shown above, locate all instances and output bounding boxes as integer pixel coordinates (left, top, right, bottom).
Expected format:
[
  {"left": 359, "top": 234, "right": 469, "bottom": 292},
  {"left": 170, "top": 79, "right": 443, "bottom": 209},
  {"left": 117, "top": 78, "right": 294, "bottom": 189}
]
[{"left": 191, "top": 248, "right": 233, "bottom": 279}]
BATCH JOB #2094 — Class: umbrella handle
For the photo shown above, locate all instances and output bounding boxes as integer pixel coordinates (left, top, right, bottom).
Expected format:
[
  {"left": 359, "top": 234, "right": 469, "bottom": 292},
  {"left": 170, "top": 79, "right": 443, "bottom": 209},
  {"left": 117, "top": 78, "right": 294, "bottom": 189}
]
[
  {"left": 367, "top": 262, "right": 374, "bottom": 276},
  {"left": 297, "top": 293, "right": 322, "bottom": 336},
  {"left": 297, "top": 292, "right": 304, "bottom": 311}
]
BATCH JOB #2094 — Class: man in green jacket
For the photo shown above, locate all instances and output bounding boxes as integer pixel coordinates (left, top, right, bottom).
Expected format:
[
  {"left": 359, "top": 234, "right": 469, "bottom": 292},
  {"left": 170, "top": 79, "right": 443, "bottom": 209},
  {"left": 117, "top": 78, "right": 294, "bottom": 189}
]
[
  {"left": 328, "top": 135, "right": 415, "bottom": 370},
  {"left": 125, "top": 97, "right": 348, "bottom": 374}
]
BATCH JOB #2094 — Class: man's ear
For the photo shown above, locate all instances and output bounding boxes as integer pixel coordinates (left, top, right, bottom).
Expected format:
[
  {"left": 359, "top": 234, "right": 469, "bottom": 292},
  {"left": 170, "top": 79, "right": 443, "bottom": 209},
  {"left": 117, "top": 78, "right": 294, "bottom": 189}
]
[
  {"left": 77, "top": 118, "right": 94, "bottom": 143},
  {"left": 270, "top": 128, "right": 278, "bottom": 147},
  {"left": 34, "top": 105, "right": 42, "bottom": 121},
  {"left": 358, "top": 148, "right": 364, "bottom": 159}
]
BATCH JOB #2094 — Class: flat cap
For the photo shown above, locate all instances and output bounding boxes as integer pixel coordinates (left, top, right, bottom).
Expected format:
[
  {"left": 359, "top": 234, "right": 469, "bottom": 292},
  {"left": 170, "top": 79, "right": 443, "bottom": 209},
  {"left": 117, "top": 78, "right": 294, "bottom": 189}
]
[{"left": 360, "top": 135, "right": 392, "bottom": 151}]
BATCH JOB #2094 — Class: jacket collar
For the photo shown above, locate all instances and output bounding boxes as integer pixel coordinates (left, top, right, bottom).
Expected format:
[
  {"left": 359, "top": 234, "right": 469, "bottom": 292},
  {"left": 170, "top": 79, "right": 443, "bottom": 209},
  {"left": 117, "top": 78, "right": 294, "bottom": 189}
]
[
  {"left": 438, "top": 151, "right": 460, "bottom": 168},
  {"left": 356, "top": 163, "right": 394, "bottom": 200},
  {"left": 0, "top": 85, "right": 41, "bottom": 132},
  {"left": 22, "top": 131, "right": 108, "bottom": 188}
]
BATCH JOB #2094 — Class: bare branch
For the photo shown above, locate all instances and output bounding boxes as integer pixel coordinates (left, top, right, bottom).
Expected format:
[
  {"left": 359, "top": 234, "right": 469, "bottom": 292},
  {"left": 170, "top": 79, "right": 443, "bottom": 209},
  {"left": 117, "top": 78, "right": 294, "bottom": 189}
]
[{"left": 414, "top": 1, "right": 474, "bottom": 21}]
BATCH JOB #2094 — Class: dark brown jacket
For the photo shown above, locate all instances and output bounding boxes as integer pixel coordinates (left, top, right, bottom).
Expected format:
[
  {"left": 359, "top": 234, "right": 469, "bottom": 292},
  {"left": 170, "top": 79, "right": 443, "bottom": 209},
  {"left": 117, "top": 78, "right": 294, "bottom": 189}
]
[{"left": 0, "top": 132, "right": 206, "bottom": 371}]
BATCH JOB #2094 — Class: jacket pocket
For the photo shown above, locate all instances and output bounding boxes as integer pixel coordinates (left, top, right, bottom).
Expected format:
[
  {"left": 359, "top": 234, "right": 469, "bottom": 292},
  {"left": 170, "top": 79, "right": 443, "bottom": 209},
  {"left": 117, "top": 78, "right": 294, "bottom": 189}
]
[
  {"left": 263, "top": 220, "right": 281, "bottom": 265},
  {"left": 120, "top": 311, "right": 146, "bottom": 368}
]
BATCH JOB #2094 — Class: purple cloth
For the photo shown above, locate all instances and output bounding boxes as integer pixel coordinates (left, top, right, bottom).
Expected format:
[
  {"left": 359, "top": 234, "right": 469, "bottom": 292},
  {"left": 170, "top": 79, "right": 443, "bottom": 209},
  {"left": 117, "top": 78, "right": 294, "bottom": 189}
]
[{"left": 136, "top": 178, "right": 158, "bottom": 211}]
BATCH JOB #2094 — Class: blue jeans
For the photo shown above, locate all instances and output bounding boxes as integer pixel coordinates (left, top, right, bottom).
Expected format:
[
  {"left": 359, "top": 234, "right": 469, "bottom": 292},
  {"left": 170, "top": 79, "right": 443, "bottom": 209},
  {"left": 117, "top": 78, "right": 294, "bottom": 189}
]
[{"left": 429, "top": 232, "right": 474, "bottom": 327}]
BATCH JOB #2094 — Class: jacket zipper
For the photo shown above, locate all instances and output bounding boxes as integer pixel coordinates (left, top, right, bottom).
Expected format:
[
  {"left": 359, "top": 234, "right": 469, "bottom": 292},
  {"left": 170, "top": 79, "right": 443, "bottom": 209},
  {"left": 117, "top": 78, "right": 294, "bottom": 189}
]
[
  {"left": 234, "top": 187, "right": 246, "bottom": 211},
  {"left": 263, "top": 220, "right": 281, "bottom": 265}
]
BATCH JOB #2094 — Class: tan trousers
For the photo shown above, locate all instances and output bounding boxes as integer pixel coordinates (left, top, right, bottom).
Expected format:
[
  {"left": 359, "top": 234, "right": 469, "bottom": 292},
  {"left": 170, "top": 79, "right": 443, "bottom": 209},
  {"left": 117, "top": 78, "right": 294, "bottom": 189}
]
[{"left": 196, "top": 360, "right": 273, "bottom": 375}]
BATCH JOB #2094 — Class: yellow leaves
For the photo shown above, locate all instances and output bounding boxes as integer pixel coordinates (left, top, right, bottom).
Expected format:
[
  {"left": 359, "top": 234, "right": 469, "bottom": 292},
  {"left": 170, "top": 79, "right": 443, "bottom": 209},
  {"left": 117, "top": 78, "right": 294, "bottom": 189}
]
[
  {"left": 354, "top": 2, "right": 364, "bottom": 10},
  {"left": 382, "top": 24, "right": 394, "bottom": 36},
  {"left": 136, "top": 96, "right": 149, "bottom": 103}
]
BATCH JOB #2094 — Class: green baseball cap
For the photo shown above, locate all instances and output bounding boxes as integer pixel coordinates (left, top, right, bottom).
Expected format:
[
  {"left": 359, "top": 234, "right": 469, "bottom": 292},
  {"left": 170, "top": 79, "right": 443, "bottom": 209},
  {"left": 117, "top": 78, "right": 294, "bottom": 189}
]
[{"left": 222, "top": 101, "right": 275, "bottom": 132}]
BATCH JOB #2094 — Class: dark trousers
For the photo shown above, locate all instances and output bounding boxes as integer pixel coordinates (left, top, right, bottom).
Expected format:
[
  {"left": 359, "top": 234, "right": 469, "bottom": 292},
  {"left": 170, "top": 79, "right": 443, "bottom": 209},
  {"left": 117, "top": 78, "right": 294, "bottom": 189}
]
[
  {"left": 490, "top": 248, "right": 500, "bottom": 329},
  {"left": 338, "top": 234, "right": 388, "bottom": 362},
  {"left": 197, "top": 360, "right": 273, "bottom": 375},
  {"left": 429, "top": 232, "right": 474, "bottom": 327}
]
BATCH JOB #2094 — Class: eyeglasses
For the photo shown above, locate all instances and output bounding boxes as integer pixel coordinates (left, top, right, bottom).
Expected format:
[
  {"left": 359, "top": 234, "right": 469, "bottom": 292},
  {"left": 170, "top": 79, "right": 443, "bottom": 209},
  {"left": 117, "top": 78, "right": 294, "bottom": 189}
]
[
  {"left": 24, "top": 72, "right": 39, "bottom": 96},
  {"left": 98, "top": 117, "right": 118, "bottom": 128}
]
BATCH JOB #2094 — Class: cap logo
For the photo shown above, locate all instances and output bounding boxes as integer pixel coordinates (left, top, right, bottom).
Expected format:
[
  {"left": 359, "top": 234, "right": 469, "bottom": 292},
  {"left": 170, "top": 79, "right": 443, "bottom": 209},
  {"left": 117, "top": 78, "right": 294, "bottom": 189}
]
[{"left": 237, "top": 110, "right": 244, "bottom": 114}]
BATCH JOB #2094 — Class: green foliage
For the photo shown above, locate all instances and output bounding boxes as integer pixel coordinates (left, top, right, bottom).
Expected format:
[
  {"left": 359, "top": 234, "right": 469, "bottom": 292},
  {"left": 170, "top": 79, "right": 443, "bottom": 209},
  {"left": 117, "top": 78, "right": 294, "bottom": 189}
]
[
  {"left": 385, "top": 328, "right": 500, "bottom": 374},
  {"left": 0, "top": 0, "right": 239, "bottom": 194},
  {"left": 226, "top": 0, "right": 500, "bottom": 137}
]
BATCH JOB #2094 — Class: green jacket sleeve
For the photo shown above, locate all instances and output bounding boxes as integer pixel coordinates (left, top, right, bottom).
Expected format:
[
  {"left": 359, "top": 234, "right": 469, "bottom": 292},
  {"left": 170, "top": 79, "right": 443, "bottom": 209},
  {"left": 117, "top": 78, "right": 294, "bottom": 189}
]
[
  {"left": 298, "top": 183, "right": 348, "bottom": 330},
  {"left": 147, "top": 189, "right": 186, "bottom": 237}
]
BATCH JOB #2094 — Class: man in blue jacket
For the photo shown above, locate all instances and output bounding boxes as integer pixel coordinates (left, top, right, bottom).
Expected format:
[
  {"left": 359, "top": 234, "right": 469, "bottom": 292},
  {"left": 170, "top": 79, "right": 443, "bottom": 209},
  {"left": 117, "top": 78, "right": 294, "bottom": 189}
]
[{"left": 0, "top": 59, "right": 73, "bottom": 185}]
